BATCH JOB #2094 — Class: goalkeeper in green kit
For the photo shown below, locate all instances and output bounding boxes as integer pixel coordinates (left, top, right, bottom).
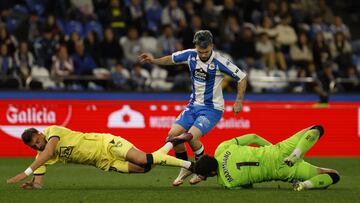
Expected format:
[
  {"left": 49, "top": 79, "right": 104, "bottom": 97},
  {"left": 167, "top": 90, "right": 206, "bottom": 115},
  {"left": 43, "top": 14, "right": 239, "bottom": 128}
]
[{"left": 192, "top": 125, "right": 340, "bottom": 191}]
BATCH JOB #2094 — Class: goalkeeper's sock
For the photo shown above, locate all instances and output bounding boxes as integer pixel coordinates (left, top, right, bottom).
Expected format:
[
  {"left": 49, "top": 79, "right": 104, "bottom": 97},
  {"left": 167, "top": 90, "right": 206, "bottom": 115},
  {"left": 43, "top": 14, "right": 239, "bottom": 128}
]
[
  {"left": 154, "top": 142, "right": 174, "bottom": 154},
  {"left": 304, "top": 174, "right": 334, "bottom": 189},
  {"left": 152, "top": 152, "right": 191, "bottom": 168},
  {"left": 286, "top": 129, "right": 320, "bottom": 163}
]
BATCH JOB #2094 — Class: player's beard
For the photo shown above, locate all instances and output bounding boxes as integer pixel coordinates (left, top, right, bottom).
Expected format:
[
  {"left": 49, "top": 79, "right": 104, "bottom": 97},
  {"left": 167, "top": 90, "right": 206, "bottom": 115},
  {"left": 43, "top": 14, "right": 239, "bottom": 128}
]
[{"left": 199, "top": 51, "right": 212, "bottom": 62}]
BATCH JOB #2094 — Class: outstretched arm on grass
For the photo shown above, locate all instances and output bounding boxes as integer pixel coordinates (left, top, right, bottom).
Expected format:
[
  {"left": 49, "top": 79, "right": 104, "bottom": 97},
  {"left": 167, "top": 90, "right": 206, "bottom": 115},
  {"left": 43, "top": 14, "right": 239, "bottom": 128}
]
[{"left": 7, "top": 137, "right": 58, "bottom": 185}]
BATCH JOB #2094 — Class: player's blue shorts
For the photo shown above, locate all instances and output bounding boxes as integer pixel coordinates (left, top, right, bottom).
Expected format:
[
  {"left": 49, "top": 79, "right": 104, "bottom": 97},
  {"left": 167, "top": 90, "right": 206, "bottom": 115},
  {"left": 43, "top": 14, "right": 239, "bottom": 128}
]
[{"left": 175, "top": 104, "right": 223, "bottom": 135}]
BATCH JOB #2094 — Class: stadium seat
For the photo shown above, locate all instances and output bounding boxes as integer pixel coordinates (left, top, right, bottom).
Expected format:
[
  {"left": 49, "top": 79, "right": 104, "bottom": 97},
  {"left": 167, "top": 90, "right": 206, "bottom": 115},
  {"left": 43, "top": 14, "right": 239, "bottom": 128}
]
[
  {"left": 29, "top": 66, "right": 56, "bottom": 89},
  {"left": 146, "top": 7, "right": 162, "bottom": 33},
  {"left": 32, "top": 4, "right": 45, "bottom": 16},
  {"left": 150, "top": 66, "right": 173, "bottom": 91},
  {"left": 25, "top": 0, "right": 45, "bottom": 16},
  {"left": 25, "top": 0, "right": 37, "bottom": 7},
  {"left": 13, "top": 4, "right": 29, "bottom": 14},
  {"left": 56, "top": 18, "right": 67, "bottom": 34},
  {"left": 28, "top": 80, "right": 43, "bottom": 90},
  {"left": 66, "top": 20, "right": 84, "bottom": 38},
  {"left": 249, "top": 69, "right": 268, "bottom": 93},
  {"left": 93, "top": 68, "right": 110, "bottom": 79},
  {"left": 6, "top": 18, "right": 19, "bottom": 34},
  {"left": 85, "top": 21, "right": 104, "bottom": 40},
  {"left": 267, "top": 70, "right": 288, "bottom": 91},
  {"left": 3, "top": 78, "right": 21, "bottom": 89},
  {"left": 88, "top": 81, "right": 104, "bottom": 91}
]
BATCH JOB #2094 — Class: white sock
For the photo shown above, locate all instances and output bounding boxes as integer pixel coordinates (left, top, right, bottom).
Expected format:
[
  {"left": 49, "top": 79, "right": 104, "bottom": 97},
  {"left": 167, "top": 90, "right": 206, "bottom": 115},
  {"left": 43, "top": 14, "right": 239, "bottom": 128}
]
[
  {"left": 290, "top": 148, "right": 302, "bottom": 158},
  {"left": 162, "top": 142, "right": 174, "bottom": 154},
  {"left": 182, "top": 161, "right": 192, "bottom": 169},
  {"left": 302, "top": 180, "right": 313, "bottom": 189}
]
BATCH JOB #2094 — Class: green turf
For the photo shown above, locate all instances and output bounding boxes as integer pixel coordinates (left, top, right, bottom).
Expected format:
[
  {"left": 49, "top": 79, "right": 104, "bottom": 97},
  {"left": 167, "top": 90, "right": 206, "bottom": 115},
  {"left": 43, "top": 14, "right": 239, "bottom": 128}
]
[{"left": 0, "top": 158, "right": 359, "bottom": 203}]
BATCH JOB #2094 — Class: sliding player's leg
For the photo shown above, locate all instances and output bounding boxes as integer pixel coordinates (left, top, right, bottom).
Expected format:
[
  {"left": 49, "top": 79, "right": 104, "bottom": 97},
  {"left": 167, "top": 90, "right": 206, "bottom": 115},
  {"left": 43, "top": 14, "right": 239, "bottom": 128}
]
[
  {"left": 125, "top": 147, "right": 192, "bottom": 173},
  {"left": 291, "top": 160, "right": 340, "bottom": 191},
  {"left": 108, "top": 135, "right": 193, "bottom": 173},
  {"left": 284, "top": 125, "right": 324, "bottom": 166}
]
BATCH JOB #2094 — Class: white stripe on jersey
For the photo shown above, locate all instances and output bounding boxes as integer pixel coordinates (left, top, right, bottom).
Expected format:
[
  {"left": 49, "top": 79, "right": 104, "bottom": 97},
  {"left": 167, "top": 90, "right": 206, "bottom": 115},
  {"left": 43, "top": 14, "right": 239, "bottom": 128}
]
[
  {"left": 212, "top": 70, "right": 224, "bottom": 109},
  {"left": 193, "top": 80, "right": 205, "bottom": 105}
]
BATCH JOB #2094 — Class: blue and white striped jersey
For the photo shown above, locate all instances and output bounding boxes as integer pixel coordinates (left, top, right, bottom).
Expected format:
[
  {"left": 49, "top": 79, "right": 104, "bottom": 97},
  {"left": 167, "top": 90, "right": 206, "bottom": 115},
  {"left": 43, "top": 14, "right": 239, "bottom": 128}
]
[{"left": 172, "top": 49, "right": 247, "bottom": 111}]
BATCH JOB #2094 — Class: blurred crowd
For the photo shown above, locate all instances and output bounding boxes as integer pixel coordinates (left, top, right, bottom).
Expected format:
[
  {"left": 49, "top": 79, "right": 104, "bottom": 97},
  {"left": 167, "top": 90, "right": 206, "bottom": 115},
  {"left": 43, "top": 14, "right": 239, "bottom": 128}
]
[{"left": 0, "top": 0, "right": 359, "bottom": 93}]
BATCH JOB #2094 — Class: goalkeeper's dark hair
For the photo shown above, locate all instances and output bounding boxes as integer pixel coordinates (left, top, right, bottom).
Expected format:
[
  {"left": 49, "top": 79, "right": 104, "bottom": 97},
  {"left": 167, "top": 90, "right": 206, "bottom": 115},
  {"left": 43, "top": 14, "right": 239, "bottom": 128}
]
[
  {"left": 194, "top": 155, "right": 218, "bottom": 177},
  {"left": 21, "top": 128, "right": 39, "bottom": 144}
]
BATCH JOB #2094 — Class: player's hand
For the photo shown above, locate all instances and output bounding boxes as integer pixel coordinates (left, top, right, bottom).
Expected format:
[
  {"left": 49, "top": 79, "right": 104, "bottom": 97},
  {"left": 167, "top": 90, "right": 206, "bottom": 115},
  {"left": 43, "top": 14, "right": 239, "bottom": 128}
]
[
  {"left": 233, "top": 101, "right": 243, "bottom": 117},
  {"left": 138, "top": 53, "right": 154, "bottom": 64},
  {"left": 7, "top": 172, "right": 28, "bottom": 184},
  {"left": 21, "top": 181, "right": 42, "bottom": 189}
]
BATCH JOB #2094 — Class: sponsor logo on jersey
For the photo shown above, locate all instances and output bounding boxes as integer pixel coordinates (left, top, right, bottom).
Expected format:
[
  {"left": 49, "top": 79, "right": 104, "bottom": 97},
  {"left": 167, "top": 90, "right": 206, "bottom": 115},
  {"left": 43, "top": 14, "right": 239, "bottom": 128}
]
[
  {"left": 59, "top": 146, "right": 74, "bottom": 158},
  {"left": 194, "top": 68, "right": 208, "bottom": 82}
]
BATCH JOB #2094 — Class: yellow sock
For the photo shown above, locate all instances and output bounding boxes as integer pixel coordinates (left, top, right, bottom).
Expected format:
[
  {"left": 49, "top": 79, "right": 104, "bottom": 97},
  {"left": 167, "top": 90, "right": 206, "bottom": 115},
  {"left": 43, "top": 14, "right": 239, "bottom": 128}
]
[
  {"left": 154, "top": 142, "right": 173, "bottom": 154},
  {"left": 152, "top": 152, "right": 186, "bottom": 168}
]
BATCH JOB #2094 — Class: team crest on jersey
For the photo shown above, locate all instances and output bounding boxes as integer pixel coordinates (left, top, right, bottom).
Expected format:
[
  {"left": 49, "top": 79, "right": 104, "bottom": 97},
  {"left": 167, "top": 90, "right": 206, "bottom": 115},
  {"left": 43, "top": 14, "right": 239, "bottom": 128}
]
[
  {"left": 209, "top": 63, "right": 215, "bottom": 70},
  {"left": 59, "top": 146, "right": 74, "bottom": 158}
]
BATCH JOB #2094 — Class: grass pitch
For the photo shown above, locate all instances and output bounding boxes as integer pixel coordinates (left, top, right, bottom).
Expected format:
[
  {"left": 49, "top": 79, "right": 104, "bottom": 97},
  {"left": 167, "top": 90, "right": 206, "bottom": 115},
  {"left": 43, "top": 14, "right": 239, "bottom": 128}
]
[{"left": 0, "top": 158, "right": 359, "bottom": 203}]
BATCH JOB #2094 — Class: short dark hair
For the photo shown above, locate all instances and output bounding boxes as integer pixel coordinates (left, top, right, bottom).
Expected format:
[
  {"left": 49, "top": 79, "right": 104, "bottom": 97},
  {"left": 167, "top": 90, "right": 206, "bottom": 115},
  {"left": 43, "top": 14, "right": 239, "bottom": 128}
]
[
  {"left": 193, "top": 30, "right": 213, "bottom": 48},
  {"left": 21, "top": 128, "right": 39, "bottom": 144},
  {"left": 194, "top": 155, "right": 218, "bottom": 177}
]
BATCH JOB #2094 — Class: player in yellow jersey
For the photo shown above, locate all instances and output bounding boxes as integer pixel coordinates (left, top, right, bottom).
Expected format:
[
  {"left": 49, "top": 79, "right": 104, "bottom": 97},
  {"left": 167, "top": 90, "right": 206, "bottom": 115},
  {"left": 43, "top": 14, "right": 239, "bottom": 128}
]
[{"left": 7, "top": 125, "right": 194, "bottom": 189}]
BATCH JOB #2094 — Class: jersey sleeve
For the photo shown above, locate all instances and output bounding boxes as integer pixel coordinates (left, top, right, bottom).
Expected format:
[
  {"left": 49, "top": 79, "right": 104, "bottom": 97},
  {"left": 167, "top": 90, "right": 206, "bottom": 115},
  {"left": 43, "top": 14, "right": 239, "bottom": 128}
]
[
  {"left": 33, "top": 165, "right": 47, "bottom": 175},
  {"left": 214, "top": 138, "right": 238, "bottom": 157},
  {"left": 44, "top": 125, "right": 63, "bottom": 142},
  {"left": 233, "top": 134, "right": 272, "bottom": 146},
  {"left": 171, "top": 49, "right": 194, "bottom": 64},
  {"left": 218, "top": 59, "right": 247, "bottom": 81},
  {"left": 33, "top": 152, "right": 58, "bottom": 175}
]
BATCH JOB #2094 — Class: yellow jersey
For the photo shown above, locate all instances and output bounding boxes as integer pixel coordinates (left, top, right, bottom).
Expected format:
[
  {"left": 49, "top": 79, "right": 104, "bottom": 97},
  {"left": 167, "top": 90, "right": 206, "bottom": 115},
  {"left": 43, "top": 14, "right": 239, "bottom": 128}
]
[{"left": 33, "top": 125, "right": 123, "bottom": 175}]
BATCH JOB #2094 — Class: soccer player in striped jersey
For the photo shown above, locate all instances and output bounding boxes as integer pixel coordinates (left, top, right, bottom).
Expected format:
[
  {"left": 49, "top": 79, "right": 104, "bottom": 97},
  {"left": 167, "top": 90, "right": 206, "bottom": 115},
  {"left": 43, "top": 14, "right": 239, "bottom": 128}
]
[
  {"left": 139, "top": 30, "right": 247, "bottom": 186},
  {"left": 192, "top": 125, "right": 340, "bottom": 191}
]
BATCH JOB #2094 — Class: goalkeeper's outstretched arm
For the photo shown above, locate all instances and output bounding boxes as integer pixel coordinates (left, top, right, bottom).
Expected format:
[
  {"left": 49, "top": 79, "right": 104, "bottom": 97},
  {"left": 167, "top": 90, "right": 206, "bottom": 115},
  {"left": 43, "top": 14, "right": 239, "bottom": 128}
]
[{"left": 233, "top": 134, "right": 272, "bottom": 147}]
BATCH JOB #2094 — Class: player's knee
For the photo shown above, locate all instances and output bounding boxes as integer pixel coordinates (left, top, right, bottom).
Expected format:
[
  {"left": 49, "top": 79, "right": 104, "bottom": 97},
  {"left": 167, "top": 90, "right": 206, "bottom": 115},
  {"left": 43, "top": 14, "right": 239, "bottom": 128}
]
[
  {"left": 133, "top": 156, "right": 148, "bottom": 166},
  {"left": 327, "top": 172, "right": 340, "bottom": 184},
  {"left": 310, "top": 125, "right": 324, "bottom": 138}
]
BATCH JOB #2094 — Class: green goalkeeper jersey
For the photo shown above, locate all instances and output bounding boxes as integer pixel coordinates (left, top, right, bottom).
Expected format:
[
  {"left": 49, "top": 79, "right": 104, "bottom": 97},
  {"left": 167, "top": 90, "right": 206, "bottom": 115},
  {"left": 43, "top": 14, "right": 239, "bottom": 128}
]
[{"left": 215, "top": 135, "right": 280, "bottom": 188}]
